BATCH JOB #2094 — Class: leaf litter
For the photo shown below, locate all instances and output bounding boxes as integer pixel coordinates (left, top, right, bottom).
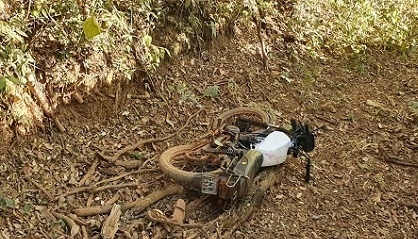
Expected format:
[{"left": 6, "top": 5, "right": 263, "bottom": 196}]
[{"left": 1, "top": 32, "right": 418, "bottom": 239}]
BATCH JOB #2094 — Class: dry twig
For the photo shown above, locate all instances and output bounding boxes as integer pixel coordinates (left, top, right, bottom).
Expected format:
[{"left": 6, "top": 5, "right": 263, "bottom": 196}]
[
  {"left": 29, "top": 178, "right": 54, "bottom": 201},
  {"left": 78, "top": 158, "right": 99, "bottom": 186},
  {"left": 94, "top": 168, "right": 159, "bottom": 186}
]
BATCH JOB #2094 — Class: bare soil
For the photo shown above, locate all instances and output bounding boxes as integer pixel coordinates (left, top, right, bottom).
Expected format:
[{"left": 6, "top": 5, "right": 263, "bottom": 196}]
[{"left": 1, "top": 31, "right": 417, "bottom": 238}]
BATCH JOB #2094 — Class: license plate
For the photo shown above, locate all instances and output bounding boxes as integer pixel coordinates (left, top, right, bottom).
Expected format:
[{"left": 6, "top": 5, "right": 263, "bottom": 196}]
[{"left": 201, "top": 174, "right": 218, "bottom": 195}]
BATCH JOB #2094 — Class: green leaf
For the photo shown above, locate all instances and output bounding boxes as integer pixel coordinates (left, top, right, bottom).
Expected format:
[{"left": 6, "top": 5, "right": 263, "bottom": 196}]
[
  {"left": 214, "top": 140, "right": 223, "bottom": 146},
  {"left": 132, "top": 151, "right": 143, "bottom": 160},
  {"left": 0, "top": 77, "right": 6, "bottom": 92},
  {"left": 357, "top": 161, "right": 371, "bottom": 170},
  {"left": 0, "top": 196, "right": 16, "bottom": 209},
  {"left": 142, "top": 35, "right": 152, "bottom": 47},
  {"left": 23, "top": 204, "right": 32, "bottom": 214},
  {"left": 203, "top": 85, "right": 219, "bottom": 97},
  {"left": 6, "top": 76, "right": 25, "bottom": 85},
  {"left": 409, "top": 101, "right": 418, "bottom": 114},
  {"left": 83, "top": 16, "right": 101, "bottom": 40}
]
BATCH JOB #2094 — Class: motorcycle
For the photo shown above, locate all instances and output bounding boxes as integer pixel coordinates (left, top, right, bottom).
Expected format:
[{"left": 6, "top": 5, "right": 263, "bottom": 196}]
[{"left": 159, "top": 107, "right": 316, "bottom": 208}]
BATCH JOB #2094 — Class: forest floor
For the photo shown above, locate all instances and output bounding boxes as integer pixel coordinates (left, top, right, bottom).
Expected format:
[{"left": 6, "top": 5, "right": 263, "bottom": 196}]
[{"left": 1, "top": 27, "right": 418, "bottom": 239}]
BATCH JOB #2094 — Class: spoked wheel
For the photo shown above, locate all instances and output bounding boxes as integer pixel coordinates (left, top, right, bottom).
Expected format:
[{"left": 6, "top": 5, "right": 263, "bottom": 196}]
[
  {"left": 159, "top": 107, "right": 270, "bottom": 184},
  {"left": 159, "top": 143, "right": 225, "bottom": 184},
  {"left": 215, "top": 107, "right": 271, "bottom": 132}
]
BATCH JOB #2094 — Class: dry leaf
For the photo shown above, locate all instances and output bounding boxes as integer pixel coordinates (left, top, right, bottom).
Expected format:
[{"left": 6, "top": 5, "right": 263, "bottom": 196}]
[
  {"left": 101, "top": 204, "right": 122, "bottom": 239},
  {"left": 366, "top": 99, "right": 391, "bottom": 112}
]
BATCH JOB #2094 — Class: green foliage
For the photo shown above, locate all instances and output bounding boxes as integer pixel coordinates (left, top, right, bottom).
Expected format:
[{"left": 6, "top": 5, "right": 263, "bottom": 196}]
[
  {"left": 203, "top": 85, "right": 219, "bottom": 98},
  {"left": 142, "top": 34, "right": 170, "bottom": 72},
  {"left": 0, "top": 0, "right": 169, "bottom": 90},
  {"left": 0, "top": 195, "right": 15, "bottom": 209},
  {"left": 291, "top": 0, "right": 418, "bottom": 56}
]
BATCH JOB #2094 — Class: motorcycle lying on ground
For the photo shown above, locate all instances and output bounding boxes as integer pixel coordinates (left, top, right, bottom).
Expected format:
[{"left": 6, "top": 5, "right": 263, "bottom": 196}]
[{"left": 159, "top": 107, "right": 316, "bottom": 208}]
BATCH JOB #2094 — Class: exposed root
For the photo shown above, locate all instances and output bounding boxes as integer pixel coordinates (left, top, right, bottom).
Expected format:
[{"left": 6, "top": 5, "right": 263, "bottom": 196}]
[
  {"left": 74, "top": 184, "right": 183, "bottom": 217},
  {"left": 28, "top": 178, "right": 54, "bottom": 201},
  {"left": 378, "top": 145, "right": 418, "bottom": 168},
  {"left": 94, "top": 168, "right": 159, "bottom": 186},
  {"left": 204, "top": 167, "right": 280, "bottom": 238},
  {"left": 51, "top": 211, "right": 80, "bottom": 238},
  {"left": 72, "top": 92, "right": 84, "bottom": 104},
  {"left": 27, "top": 73, "right": 65, "bottom": 132},
  {"left": 400, "top": 202, "right": 418, "bottom": 210}
]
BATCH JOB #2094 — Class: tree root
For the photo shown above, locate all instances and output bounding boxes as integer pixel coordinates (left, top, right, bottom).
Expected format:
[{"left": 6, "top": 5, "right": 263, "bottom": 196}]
[
  {"left": 378, "top": 145, "right": 418, "bottom": 168},
  {"left": 74, "top": 184, "right": 183, "bottom": 217},
  {"left": 51, "top": 211, "right": 80, "bottom": 237},
  {"left": 97, "top": 109, "right": 202, "bottom": 163},
  {"left": 400, "top": 202, "right": 418, "bottom": 210},
  {"left": 27, "top": 73, "right": 65, "bottom": 132}
]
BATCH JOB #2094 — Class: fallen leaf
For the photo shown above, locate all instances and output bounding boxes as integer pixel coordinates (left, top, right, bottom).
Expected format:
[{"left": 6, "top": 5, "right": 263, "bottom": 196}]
[
  {"left": 83, "top": 16, "right": 101, "bottom": 40},
  {"left": 101, "top": 204, "right": 122, "bottom": 239},
  {"left": 371, "top": 191, "right": 382, "bottom": 204},
  {"left": 366, "top": 99, "right": 391, "bottom": 112},
  {"left": 165, "top": 113, "right": 174, "bottom": 128}
]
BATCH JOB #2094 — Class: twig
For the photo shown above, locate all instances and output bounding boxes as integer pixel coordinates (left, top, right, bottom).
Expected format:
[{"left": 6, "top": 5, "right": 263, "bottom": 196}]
[
  {"left": 315, "top": 115, "right": 339, "bottom": 126},
  {"left": 105, "top": 193, "right": 120, "bottom": 206},
  {"left": 378, "top": 145, "right": 418, "bottom": 168},
  {"left": 78, "top": 158, "right": 99, "bottom": 186},
  {"left": 252, "top": 4, "right": 268, "bottom": 71},
  {"left": 74, "top": 184, "right": 183, "bottom": 217},
  {"left": 93, "top": 183, "right": 141, "bottom": 192},
  {"left": 97, "top": 109, "right": 202, "bottom": 163},
  {"left": 29, "top": 178, "right": 54, "bottom": 201},
  {"left": 256, "top": 19, "right": 268, "bottom": 70}
]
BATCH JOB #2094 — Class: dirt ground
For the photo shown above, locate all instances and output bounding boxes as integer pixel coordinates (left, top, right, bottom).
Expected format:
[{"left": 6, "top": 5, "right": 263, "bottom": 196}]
[{"left": 1, "top": 30, "right": 418, "bottom": 238}]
